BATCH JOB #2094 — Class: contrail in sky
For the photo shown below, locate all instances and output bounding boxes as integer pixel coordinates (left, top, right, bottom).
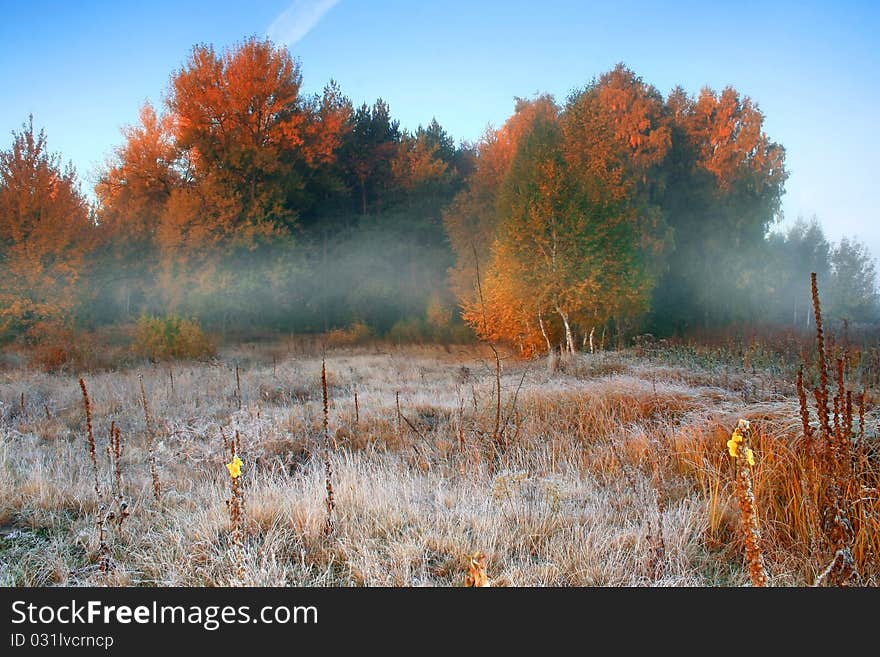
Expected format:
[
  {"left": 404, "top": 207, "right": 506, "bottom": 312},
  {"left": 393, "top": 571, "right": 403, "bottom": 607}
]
[{"left": 267, "top": 0, "right": 340, "bottom": 46}]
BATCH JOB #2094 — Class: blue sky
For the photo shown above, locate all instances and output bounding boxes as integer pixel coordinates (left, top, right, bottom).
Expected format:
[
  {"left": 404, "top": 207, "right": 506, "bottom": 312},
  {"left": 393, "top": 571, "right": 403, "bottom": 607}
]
[{"left": 1, "top": 0, "right": 878, "bottom": 259}]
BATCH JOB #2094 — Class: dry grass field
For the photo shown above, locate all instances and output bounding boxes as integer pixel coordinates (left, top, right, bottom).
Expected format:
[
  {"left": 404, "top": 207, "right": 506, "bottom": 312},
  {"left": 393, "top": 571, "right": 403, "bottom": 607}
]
[{"left": 1, "top": 338, "right": 878, "bottom": 587}]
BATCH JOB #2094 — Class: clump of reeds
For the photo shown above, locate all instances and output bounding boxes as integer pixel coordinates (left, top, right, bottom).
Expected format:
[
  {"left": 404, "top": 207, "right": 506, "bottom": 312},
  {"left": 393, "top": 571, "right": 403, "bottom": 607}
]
[
  {"left": 804, "top": 272, "right": 860, "bottom": 586},
  {"left": 224, "top": 429, "right": 245, "bottom": 583},
  {"left": 727, "top": 419, "right": 768, "bottom": 587},
  {"left": 79, "top": 378, "right": 112, "bottom": 574},
  {"left": 138, "top": 374, "right": 161, "bottom": 502},
  {"left": 322, "top": 359, "right": 336, "bottom": 537}
]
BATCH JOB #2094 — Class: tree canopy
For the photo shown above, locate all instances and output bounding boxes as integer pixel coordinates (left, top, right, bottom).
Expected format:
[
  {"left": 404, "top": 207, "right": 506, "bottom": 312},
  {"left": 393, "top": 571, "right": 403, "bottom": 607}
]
[{"left": 1, "top": 45, "right": 877, "bottom": 353}]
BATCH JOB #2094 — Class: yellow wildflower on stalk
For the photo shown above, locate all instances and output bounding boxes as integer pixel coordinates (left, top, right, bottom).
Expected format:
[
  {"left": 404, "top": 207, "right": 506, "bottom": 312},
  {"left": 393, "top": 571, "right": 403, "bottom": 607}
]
[
  {"left": 727, "top": 419, "right": 755, "bottom": 466},
  {"left": 226, "top": 455, "right": 243, "bottom": 479},
  {"left": 727, "top": 433, "right": 742, "bottom": 458},
  {"left": 728, "top": 418, "right": 767, "bottom": 586}
]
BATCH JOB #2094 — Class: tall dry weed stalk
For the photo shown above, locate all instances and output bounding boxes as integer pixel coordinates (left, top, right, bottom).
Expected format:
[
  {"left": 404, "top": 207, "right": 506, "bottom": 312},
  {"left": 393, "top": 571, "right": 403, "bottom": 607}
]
[
  {"left": 225, "top": 429, "right": 245, "bottom": 582},
  {"left": 322, "top": 359, "right": 336, "bottom": 537},
  {"left": 354, "top": 383, "right": 359, "bottom": 426},
  {"left": 804, "top": 272, "right": 860, "bottom": 586},
  {"left": 727, "top": 419, "right": 768, "bottom": 586},
  {"left": 138, "top": 374, "right": 161, "bottom": 502},
  {"left": 79, "top": 378, "right": 111, "bottom": 573},
  {"left": 109, "top": 423, "right": 128, "bottom": 529},
  {"left": 235, "top": 363, "right": 242, "bottom": 409}
]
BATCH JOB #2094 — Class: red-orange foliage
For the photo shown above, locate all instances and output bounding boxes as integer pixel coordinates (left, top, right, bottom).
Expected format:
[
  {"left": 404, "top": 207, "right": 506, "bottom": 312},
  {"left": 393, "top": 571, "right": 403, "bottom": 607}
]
[
  {"left": 443, "top": 95, "right": 559, "bottom": 321},
  {"left": 447, "top": 69, "right": 673, "bottom": 354},
  {"left": 562, "top": 64, "right": 671, "bottom": 204},
  {"left": 391, "top": 131, "right": 448, "bottom": 194},
  {"left": 0, "top": 118, "right": 93, "bottom": 338},
  {"left": 675, "top": 86, "right": 785, "bottom": 193},
  {"left": 166, "top": 37, "right": 348, "bottom": 230},
  {"left": 96, "top": 102, "right": 179, "bottom": 243}
]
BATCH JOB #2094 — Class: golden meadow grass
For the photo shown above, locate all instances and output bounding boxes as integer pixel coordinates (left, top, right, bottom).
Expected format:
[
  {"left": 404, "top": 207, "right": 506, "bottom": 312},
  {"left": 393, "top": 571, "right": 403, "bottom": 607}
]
[{"left": 0, "top": 334, "right": 877, "bottom": 586}]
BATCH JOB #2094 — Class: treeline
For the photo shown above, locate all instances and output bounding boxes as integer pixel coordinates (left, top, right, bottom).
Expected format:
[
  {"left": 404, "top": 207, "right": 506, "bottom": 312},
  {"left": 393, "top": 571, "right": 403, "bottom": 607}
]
[
  {"left": 1, "top": 38, "right": 472, "bottom": 346},
  {"left": 444, "top": 66, "right": 878, "bottom": 354},
  {"left": 0, "top": 37, "right": 877, "bottom": 356}
]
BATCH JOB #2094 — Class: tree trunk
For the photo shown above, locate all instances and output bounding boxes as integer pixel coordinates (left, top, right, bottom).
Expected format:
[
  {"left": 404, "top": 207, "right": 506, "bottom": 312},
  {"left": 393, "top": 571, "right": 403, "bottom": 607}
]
[
  {"left": 615, "top": 314, "right": 624, "bottom": 350},
  {"left": 538, "top": 310, "right": 552, "bottom": 354},
  {"left": 557, "top": 308, "right": 575, "bottom": 354},
  {"left": 588, "top": 326, "right": 595, "bottom": 354}
]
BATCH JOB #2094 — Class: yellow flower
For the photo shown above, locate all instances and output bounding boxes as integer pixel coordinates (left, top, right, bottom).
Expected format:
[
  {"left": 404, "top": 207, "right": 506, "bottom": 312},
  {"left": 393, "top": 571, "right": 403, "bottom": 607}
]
[
  {"left": 745, "top": 448, "right": 755, "bottom": 467},
  {"left": 727, "top": 438, "right": 740, "bottom": 458},
  {"left": 727, "top": 427, "right": 744, "bottom": 458},
  {"left": 226, "top": 455, "right": 243, "bottom": 479}
]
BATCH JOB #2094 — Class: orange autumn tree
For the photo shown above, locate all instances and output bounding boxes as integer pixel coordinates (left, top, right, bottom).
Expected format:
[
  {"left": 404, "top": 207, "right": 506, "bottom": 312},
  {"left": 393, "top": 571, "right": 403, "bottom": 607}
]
[
  {"left": 560, "top": 64, "right": 672, "bottom": 345},
  {"left": 97, "top": 102, "right": 180, "bottom": 242},
  {"left": 651, "top": 84, "right": 786, "bottom": 330},
  {"left": 94, "top": 102, "right": 181, "bottom": 319},
  {"left": 443, "top": 95, "right": 560, "bottom": 349},
  {"left": 0, "top": 118, "right": 93, "bottom": 340},
  {"left": 487, "top": 111, "right": 659, "bottom": 356},
  {"left": 446, "top": 67, "right": 672, "bottom": 355},
  {"left": 166, "top": 36, "right": 312, "bottom": 236},
  {"left": 391, "top": 128, "right": 449, "bottom": 198},
  {"left": 155, "top": 37, "right": 349, "bottom": 322}
]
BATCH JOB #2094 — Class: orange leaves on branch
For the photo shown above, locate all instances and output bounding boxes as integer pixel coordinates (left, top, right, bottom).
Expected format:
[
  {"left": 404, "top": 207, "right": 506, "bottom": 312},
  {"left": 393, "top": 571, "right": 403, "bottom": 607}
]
[
  {"left": 679, "top": 86, "right": 785, "bottom": 192},
  {"left": 0, "top": 118, "right": 92, "bottom": 337},
  {"left": 562, "top": 64, "right": 670, "bottom": 204},
  {"left": 96, "top": 102, "right": 179, "bottom": 244},
  {"left": 169, "top": 38, "right": 303, "bottom": 160},
  {"left": 303, "top": 81, "right": 352, "bottom": 167},
  {"left": 391, "top": 131, "right": 448, "bottom": 193}
]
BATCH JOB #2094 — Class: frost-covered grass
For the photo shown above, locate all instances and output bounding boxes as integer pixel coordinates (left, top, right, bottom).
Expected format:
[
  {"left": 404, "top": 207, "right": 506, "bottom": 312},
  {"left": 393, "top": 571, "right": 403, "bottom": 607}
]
[{"left": 1, "top": 343, "right": 877, "bottom": 586}]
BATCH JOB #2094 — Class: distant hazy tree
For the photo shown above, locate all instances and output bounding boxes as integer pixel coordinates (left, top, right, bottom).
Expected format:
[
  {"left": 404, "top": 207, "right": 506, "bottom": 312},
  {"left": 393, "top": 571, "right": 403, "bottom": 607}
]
[
  {"left": 764, "top": 217, "right": 831, "bottom": 327},
  {"left": 827, "top": 236, "right": 879, "bottom": 323}
]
